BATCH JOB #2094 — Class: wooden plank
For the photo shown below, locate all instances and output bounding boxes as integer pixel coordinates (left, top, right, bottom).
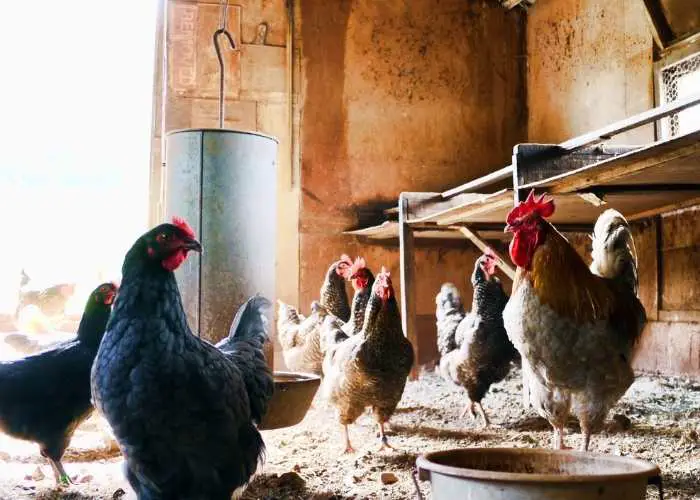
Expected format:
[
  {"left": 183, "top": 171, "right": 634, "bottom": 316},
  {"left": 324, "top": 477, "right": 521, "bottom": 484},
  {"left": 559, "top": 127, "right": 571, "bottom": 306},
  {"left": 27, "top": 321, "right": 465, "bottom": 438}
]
[
  {"left": 659, "top": 310, "right": 700, "bottom": 322},
  {"left": 641, "top": 0, "right": 675, "bottom": 48},
  {"left": 452, "top": 226, "right": 516, "bottom": 280},
  {"left": 409, "top": 189, "right": 511, "bottom": 225},
  {"left": 513, "top": 144, "right": 641, "bottom": 188},
  {"left": 633, "top": 218, "right": 659, "bottom": 320},
  {"left": 628, "top": 195, "right": 700, "bottom": 221},
  {"left": 436, "top": 192, "right": 513, "bottom": 226},
  {"left": 440, "top": 165, "right": 513, "bottom": 199},
  {"left": 520, "top": 129, "right": 700, "bottom": 194},
  {"left": 557, "top": 92, "right": 700, "bottom": 151},
  {"left": 399, "top": 194, "right": 419, "bottom": 380}
]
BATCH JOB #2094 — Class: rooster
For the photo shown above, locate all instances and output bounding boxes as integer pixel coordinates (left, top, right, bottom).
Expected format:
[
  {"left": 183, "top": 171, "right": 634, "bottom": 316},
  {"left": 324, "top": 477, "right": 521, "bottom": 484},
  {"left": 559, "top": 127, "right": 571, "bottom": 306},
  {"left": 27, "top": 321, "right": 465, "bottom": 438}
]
[
  {"left": 321, "top": 268, "right": 414, "bottom": 453},
  {"left": 502, "top": 191, "right": 646, "bottom": 451},
  {"left": 438, "top": 251, "right": 518, "bottom": 426},
  {"left": 435, "top": 283, "right": 466, "bottom": 357},
  {"left": 0, "top": 282, "right": 116, "bottom": 485},
  {"left": 91, "top": 218, "right": 274, "bottom": 499},
  {"left": 276, "top": 300, "right": 331, "bottom": 374}
]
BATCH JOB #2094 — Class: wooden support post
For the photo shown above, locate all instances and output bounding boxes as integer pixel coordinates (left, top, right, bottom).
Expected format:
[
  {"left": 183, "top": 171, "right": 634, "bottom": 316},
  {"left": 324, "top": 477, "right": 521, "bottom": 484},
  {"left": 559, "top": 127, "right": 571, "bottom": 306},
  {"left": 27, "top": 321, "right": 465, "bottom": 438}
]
[
  {"left": 451, "top": 226, "right": 516, "bottom": 280},
  {"left": 399, "top": 193, "right": 419, "bottom": 380}
]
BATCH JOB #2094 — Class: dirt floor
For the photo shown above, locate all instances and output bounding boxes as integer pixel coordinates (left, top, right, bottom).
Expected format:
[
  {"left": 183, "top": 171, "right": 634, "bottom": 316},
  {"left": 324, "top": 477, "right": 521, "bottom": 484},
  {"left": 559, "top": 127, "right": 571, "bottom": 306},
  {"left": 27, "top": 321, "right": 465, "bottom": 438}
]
[{"left": 0, "top": 366, "right": 698, "bottom": 500}]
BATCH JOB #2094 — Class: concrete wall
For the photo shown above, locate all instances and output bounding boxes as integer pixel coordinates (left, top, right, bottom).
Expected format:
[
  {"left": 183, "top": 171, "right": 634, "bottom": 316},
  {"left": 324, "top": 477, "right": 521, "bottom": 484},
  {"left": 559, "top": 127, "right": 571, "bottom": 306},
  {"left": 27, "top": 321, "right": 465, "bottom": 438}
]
[
  {"left": 527, "top": 0, "right": 700, "bottom": 377},
  {"left": 295, "top": 0, "right": 527, "bottom": 365}
]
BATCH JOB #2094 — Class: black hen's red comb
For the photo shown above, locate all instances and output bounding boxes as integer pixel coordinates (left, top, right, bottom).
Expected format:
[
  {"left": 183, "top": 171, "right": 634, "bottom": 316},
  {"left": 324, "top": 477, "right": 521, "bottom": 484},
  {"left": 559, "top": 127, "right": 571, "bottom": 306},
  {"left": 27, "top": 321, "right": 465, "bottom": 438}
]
[
  {"left": 506, "top": 189, "right": 555, "bottom": 225},
  {"left": 172, "top": 216, "right": 195, "bottom": 239}
]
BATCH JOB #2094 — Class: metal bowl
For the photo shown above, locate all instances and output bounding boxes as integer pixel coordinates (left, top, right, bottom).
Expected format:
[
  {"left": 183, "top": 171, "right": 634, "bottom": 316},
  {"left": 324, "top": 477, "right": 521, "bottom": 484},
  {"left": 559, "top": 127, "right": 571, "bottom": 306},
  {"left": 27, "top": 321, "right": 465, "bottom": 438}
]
[
  {"left": 258, "top": 371, "right": 321, "bottom": 430},
  {"left": 416, "top": 447, "right": 661, "bottom": 500}
]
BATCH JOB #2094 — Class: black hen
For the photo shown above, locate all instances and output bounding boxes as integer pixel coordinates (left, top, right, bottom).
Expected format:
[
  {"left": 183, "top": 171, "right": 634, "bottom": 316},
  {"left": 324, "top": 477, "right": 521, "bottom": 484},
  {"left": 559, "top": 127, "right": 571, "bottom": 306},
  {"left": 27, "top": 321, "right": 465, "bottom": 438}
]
[
  {"left": 0, "top": 282, "right": 117, "bottom": 485},
  {"left": 91, "top": 218, "right": 274, "bottom": 500},
  {"left": 439, "top": 251, "right": 518, "bottom": 426}
]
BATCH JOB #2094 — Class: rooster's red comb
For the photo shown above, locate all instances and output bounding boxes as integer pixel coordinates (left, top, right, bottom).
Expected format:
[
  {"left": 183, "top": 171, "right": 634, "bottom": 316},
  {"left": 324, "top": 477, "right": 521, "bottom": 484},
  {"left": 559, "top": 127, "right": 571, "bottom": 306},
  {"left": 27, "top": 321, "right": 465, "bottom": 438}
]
[
  {"left": 506, "top": 189, "right": 555, "bottom": 225},
  {"left": 172, "top": 216, "right": 195, "bottom": 239}
]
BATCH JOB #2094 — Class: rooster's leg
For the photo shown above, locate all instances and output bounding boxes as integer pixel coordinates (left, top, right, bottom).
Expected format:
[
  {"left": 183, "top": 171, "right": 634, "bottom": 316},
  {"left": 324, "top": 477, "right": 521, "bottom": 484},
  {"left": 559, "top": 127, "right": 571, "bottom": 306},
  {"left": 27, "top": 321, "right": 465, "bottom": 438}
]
[
  {"left": 475, "top": 402, "right": 490, "bottom": 428},
  {"left": 342, "top": 425, "right": 356, "bottom": 454},
  {"left": 376, "top": 422, "right": 394, "bottom": 452}
]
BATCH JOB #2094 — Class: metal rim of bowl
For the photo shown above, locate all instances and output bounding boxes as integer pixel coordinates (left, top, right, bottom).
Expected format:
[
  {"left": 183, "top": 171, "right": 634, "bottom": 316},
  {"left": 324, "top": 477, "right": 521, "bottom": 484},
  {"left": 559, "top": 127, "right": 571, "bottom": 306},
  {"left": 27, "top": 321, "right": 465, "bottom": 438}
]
[
  {"left": 272, "top": 371, "right": 322, "bottom": 383},
  {"left": 416, "top": 447, "right": 660, "bottom": 484}
]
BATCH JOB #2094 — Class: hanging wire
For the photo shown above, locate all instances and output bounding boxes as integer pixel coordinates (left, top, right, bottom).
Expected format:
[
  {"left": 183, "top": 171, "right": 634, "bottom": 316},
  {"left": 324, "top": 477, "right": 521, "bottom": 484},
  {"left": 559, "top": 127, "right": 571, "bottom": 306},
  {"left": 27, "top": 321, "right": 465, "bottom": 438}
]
[{"left": 213, "top": 0, "right": 236, "bottom": 128}]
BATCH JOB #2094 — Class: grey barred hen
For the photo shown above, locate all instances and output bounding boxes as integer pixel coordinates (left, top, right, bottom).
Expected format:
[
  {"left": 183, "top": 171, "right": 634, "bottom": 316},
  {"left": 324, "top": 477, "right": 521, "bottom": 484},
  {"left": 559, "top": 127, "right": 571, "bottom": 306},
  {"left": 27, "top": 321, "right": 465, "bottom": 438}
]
[
  {"left": 319, "top": 255, "right": 353, "bottom": 322},
  {"left": 435, "top": 283, "right": 466, "bottom": 357},
  {"left": 439, "top": 250, "right": 518, "bottom": 426}
]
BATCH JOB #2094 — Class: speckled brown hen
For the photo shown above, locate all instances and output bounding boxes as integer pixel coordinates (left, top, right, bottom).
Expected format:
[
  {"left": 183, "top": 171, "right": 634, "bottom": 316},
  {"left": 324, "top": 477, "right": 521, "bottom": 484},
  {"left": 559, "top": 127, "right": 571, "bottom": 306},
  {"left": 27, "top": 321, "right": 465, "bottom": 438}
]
[{"left": 321, "top": 268, "right": 414, "bottom": 453}]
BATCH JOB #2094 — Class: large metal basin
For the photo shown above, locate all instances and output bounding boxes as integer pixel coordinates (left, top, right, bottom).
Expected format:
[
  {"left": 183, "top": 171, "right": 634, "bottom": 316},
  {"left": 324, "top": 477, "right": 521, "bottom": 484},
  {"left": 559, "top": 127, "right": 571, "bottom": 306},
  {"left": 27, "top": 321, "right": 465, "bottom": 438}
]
[
  {"left": 417, "top": 447, "right": 662, "bottom": 500},
  {"left": 258, "top": 371, "right": 321, "bottom": 431}
]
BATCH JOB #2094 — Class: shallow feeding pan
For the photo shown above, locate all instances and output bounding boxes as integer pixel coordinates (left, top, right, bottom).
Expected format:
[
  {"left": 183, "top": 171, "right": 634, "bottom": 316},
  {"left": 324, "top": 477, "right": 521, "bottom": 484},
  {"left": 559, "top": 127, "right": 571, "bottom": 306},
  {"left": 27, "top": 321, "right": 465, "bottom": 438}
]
[
  {"left": 416, "top": 447, "right": 662, "bottom": 500},
  {"left": 258, "top": 371, "right": 321, "bottom": 430}
]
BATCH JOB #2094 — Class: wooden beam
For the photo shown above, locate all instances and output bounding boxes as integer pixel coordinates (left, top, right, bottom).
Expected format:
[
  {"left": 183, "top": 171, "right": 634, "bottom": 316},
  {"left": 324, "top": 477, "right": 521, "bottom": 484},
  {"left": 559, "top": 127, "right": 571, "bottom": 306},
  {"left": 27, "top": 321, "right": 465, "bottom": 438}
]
[
  {"left": 641, "top": 0, "right": 675, "bottom": 49},
  {"left": 398, "top": 193, "right": 419, "bottom": 380},
  {"left": 557, "top": 92, "right": 700, "bottom": 151},
  {"left": 441, "top": 165, "right": 513, "bottom": 199},
  {"left": 658, "top": 310, "right": 700, "bottom": 323},
  {"left": 520, "top": 130, "right": 700, "bottom": 194},
  {"left": 452, "top": 225, "right": 516, "bottom": 280}
]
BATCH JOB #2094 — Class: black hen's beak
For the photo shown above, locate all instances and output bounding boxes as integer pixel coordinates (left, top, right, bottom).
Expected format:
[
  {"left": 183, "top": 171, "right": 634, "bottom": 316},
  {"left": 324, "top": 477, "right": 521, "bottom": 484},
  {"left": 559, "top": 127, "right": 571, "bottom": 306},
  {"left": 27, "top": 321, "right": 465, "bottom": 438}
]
[
  {"left": 504, "top": 224, "right": 514, "bottom": 233},
  {"left": 184, "top": 239, "right": 203, "bottom": 252}
]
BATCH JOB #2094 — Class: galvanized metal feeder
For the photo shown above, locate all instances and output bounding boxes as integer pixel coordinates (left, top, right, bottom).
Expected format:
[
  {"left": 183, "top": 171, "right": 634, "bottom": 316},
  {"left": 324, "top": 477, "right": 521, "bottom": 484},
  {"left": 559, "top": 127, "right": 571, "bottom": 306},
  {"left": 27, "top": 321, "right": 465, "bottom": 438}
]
[{"left": 164, "top": 0, "right": 319, "bottom": 431}]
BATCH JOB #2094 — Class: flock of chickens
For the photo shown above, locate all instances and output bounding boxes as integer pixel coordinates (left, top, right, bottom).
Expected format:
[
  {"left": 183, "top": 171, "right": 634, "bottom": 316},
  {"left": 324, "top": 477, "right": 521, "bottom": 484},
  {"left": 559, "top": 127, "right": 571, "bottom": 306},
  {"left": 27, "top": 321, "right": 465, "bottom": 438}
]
[{"left": 0, "top": 190, "right": 646, "bottom": 499}]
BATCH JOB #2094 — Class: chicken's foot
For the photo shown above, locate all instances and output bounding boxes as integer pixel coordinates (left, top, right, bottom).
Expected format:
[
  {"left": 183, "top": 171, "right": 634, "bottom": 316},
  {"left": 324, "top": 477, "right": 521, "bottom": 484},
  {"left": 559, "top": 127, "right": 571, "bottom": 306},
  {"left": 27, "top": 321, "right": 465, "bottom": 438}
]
[
  {"left": 581, "top": 430, "right": 591, "bottom": 452},
  {"left": 459, "top": 401, "right": 477, "bottom": 420},
  {"left": 47, "top": 458, "right": 73, "bottom": 486},
  {"left": 475, "top": 402, "right": 490, "bottom": 428},
  {"left": 342, "top": 425, "right": 356, "bottom": 454},
  {"left": 551, "top": 426, "right": 571, "bottom": 450},
  {"left": 376, "top": 422, "right": 395, "bottom": 452}
]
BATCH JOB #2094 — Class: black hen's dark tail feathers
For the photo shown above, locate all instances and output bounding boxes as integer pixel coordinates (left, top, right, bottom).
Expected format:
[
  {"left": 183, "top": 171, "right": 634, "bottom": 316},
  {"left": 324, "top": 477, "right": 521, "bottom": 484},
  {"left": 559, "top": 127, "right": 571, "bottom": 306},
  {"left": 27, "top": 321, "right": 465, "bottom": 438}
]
[
  {"left": 215, "top": 295, "right": 274, "bottom": 425},
  {"left": 218, "top": 295, "right": 272, "bottom": 350}
]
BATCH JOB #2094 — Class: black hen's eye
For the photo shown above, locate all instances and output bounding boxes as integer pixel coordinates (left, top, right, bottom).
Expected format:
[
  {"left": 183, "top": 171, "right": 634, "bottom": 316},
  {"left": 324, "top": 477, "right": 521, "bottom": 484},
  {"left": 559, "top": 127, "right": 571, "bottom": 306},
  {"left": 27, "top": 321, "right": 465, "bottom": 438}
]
[{"left": 156, "top": 232, "right": 169, "bottom": 243}]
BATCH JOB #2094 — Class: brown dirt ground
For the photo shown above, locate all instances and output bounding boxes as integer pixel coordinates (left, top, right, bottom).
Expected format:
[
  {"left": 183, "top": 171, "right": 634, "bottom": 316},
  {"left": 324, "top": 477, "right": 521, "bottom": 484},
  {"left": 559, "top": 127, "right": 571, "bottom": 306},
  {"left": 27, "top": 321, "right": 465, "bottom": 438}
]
[{"left": 0, "top": 369, "right": 698, "bottom": 500}]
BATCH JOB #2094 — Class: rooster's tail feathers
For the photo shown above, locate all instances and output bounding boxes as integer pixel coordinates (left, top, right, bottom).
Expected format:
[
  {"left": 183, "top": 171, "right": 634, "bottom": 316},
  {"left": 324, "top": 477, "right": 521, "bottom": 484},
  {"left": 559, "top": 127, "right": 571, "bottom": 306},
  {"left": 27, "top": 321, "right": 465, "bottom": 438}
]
[{"left": 590, "top": 209, "right": 639, "bottom": 294}]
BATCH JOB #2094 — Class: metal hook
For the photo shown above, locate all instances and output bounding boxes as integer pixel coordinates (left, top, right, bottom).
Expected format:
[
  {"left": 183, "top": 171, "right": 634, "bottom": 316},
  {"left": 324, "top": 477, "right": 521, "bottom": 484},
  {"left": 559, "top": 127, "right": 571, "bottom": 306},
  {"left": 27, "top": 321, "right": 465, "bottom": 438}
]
[{"left": 213, "top": 1, "right": 236, "bottom": 129}]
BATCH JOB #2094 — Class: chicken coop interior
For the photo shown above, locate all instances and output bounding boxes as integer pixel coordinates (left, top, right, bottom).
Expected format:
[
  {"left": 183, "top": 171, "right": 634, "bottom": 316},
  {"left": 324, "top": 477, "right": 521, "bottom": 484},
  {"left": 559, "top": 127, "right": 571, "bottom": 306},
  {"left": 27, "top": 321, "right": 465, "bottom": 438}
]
[{"left": 0, "top": 0, "right": 699, "bottom": 499}]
